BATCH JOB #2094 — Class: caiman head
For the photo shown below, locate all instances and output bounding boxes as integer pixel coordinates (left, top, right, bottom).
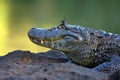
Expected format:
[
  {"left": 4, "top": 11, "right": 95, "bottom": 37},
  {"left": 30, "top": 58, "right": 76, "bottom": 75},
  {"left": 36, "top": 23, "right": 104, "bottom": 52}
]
[
  {"left": 28, "top": 21, "right": 85, "bottom": 52},
  {"left": 28, "top": 21, "right": 120, "bottom": 67},
  {"left": 28, "top": 21, "right": 100, "bottom": 66}
]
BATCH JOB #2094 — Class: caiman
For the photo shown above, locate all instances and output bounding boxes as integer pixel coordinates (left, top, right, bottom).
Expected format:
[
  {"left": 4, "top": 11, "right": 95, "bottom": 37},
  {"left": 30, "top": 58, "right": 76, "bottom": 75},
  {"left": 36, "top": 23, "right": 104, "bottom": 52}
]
[{"left": 28, "top": 21, "right": 120, "bottom": 73}]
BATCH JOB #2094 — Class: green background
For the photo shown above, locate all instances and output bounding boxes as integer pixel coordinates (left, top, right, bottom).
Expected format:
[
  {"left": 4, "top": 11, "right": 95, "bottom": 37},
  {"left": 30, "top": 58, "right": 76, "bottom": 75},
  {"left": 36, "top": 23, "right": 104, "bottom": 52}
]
[{"left": 0, "top": 0, "right": 120, "bottom": 55}]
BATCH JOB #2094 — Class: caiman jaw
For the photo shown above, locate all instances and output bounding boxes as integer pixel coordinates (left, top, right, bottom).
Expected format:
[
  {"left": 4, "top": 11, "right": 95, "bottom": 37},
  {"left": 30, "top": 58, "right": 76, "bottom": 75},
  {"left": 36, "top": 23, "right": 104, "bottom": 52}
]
[{"left": 28, "top": 27, "right": 83, "bottom": 51}]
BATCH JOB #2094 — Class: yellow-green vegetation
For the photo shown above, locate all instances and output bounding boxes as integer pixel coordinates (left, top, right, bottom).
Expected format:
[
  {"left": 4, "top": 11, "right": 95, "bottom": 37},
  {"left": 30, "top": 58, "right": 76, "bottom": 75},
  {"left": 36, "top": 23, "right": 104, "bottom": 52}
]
[{"left": 0, "top": 0, "right": 120, "bottom": 56}]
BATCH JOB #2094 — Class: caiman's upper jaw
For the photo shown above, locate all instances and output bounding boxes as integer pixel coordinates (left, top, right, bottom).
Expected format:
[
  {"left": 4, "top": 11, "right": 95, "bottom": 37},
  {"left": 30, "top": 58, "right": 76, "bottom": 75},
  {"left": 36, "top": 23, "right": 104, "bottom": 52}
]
[
  {"left": 28, "top": 30, "right": 81, "bottom": 45},
  {"left": 28, "top": 27, "right": 83, "bottom": 51},
  {"left": 28, "top": 27, "right": 83, "bottom": 41}
]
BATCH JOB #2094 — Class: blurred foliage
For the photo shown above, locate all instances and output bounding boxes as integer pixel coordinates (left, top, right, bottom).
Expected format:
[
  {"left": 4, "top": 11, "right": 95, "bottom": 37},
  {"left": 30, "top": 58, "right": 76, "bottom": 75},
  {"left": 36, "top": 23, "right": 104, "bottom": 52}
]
[{"left": 0, "top": 0, "right": 120, "bottom": 55}]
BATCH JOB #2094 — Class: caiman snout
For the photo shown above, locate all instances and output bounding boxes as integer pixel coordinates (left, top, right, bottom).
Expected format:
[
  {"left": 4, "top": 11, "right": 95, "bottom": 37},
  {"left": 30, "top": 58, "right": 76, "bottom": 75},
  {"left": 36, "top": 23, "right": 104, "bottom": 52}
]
[
  {"left": 28, "top": 28, "right": 36, "bottom": 38},
  {"left": 28, "top": 27, "right": 83, "bottom": 41},
  {"left": 28, "top": 27, "right": 48, "bottom": 39}
]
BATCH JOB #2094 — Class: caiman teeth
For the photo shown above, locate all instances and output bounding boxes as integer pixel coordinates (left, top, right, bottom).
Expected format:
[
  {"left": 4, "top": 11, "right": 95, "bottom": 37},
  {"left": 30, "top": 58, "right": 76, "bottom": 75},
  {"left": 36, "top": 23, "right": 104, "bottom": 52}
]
[{"left": 41, "top": 40, "right": 44, "bottom": 44}]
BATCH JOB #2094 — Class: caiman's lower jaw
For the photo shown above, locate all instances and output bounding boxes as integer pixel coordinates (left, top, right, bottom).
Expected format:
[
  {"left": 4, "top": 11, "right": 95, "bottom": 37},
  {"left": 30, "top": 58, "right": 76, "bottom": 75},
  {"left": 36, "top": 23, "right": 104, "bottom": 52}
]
[
  {"left": 29, "top": 36, "right": 62, "bottom": 48},
  {"left": 30, "top": 36, "right": 78, "bottom": 51}
]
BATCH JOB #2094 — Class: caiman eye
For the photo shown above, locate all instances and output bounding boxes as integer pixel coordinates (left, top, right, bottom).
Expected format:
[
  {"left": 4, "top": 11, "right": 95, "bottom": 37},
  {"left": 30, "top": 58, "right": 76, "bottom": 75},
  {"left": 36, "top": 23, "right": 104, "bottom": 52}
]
[
  {"left": 63, "top": 35, "right": 80, "bottom": 40},
  {"left": 64, "top": 36, "right": 77, "bottom": 39}
]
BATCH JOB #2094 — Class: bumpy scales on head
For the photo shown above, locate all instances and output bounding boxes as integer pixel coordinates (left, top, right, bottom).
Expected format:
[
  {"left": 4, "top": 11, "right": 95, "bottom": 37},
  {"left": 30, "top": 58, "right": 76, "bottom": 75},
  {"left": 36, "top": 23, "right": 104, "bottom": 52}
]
[{"left": 28, "top": 21, "right": 120, "bottom": 73}]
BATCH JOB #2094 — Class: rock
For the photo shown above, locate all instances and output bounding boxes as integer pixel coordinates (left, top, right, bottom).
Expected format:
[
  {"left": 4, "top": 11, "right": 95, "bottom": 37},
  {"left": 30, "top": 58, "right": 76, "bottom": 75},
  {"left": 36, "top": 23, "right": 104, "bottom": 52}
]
[
  {"left": 108, "top": 70, "right": 120, "bottom": 80},
  {"left": 38, "top": 50, "right": 69, "bottom": 60},
  {"left": 0, "top": 50, "right": 118, "bottom": 80}
]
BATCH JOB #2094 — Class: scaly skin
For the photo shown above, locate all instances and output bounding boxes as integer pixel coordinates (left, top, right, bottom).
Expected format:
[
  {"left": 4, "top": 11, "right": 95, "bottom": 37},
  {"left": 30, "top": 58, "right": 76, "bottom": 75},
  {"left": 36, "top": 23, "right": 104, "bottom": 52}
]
[{"left": 28, "top": 21, "right": 120, "bottom": 73}]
